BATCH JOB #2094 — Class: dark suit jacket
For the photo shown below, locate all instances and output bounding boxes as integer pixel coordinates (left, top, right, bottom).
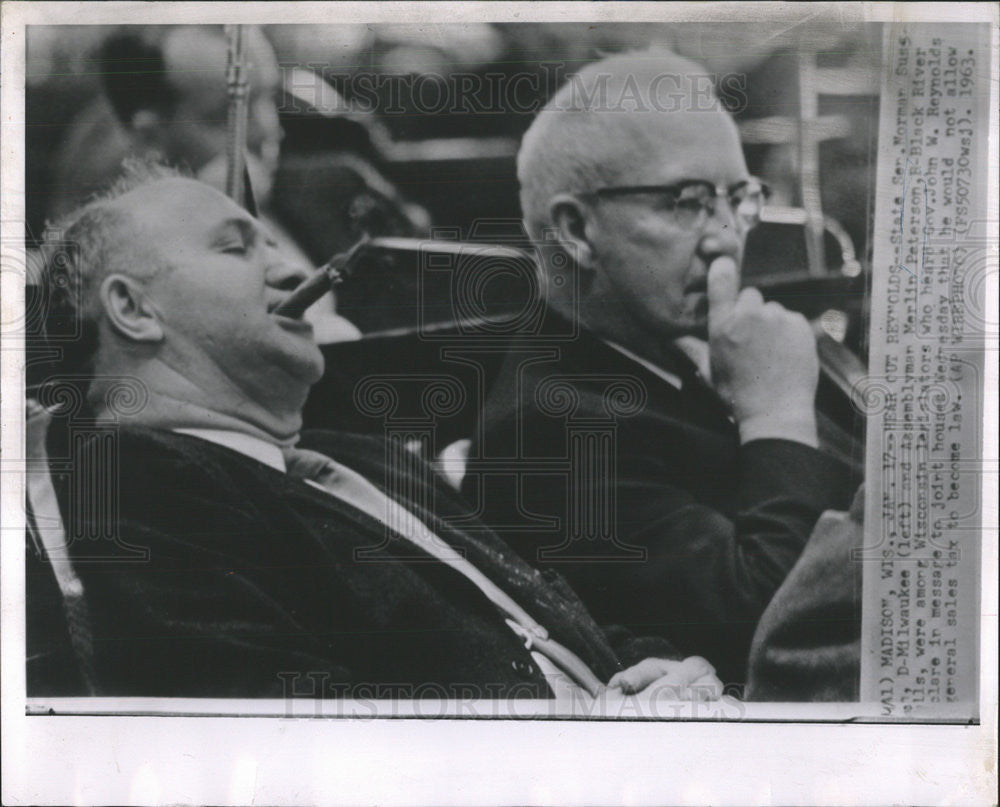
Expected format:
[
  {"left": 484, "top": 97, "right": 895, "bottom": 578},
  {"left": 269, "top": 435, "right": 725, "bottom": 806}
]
[
  {"left": 38, "top": 426, "right": 677, "bottom": 698},
  {"left": 463, "top": 317, "right": 851, "bottom": 685}
]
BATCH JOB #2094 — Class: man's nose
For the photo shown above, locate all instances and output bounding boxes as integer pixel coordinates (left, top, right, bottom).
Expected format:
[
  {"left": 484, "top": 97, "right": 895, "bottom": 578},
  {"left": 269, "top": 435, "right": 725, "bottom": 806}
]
[
  {"left": 266, "top": 253, "right": 311, "bottom": 292},
  {"left": 697, "top": 199, "right": 743, "bottom": 262}
]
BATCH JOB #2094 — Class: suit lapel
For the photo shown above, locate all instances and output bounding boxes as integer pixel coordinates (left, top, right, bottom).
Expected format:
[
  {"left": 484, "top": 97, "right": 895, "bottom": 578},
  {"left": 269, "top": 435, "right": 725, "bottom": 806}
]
[{"left": 304, "top": 435, "right": 625, "bottom": 677}]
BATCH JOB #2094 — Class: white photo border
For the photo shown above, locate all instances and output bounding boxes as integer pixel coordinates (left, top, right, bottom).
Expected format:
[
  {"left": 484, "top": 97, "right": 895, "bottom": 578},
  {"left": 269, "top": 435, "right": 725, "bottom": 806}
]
[{"left": 2, "top": 2, "right": 996, "bottom": 804}]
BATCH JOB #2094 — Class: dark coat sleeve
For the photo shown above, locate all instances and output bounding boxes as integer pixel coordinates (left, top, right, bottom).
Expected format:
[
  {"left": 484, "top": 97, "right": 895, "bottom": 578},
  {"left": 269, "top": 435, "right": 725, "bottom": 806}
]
[
  {"left": 564, "top": 437, "right": 849, "bottom": 684},
  {"left": 466, "top": 365, "right": 852, "bottom": 685}
]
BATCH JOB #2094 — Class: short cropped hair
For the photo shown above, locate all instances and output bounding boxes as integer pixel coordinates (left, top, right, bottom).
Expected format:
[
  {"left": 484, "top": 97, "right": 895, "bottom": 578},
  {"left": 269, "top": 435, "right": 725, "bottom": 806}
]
[
  {"left": 40, "top": 158, "right": 181, "bottom": 374},
  {"left": 517, "top": 49, "right": 719, "bottom": 241}
]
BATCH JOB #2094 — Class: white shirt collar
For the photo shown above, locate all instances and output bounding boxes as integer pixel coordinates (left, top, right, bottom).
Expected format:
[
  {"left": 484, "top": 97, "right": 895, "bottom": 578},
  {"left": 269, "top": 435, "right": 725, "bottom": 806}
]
[{"left": 173, "top": 428, "right": 286, "bottom": 472}]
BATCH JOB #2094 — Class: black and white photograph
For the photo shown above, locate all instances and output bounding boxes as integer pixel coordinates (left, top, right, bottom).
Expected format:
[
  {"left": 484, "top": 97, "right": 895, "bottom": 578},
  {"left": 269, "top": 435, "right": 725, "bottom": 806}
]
[{"left": 2, "top": 2, "right": 996, "bottom": 804}]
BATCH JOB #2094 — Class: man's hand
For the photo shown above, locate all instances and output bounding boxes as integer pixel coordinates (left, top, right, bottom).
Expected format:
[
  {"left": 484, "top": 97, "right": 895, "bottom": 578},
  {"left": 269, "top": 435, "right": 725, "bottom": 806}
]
[
  {"left": 707, "top": 256, "right": 820, "bottom": 447},
  {"left": 607, "top": 656, "right": 722, "bottom": 701}
]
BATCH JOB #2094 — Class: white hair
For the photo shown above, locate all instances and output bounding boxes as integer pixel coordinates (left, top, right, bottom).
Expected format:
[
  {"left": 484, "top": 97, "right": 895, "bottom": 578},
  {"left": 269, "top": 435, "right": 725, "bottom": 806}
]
[{"left": 517, "top": 49, "right": 722, "bottom": 241}]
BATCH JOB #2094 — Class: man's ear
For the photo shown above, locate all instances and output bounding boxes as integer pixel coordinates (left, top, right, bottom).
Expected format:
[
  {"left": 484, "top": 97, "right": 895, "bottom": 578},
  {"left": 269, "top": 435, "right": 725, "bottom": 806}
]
[
  {"left": 99, "top": 273, "right": 164, "bottom": 343},
  {"left": 548, "top": 194, "right": 597, "bottom": 270}
]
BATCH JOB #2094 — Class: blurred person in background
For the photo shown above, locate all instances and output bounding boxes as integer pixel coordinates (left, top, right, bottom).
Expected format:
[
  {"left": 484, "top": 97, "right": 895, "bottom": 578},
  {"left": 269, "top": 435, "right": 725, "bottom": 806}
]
[
  {"left": 46, "top": 24, "right": 362, "bottom": 343},
  {"left": 265, "top": 63, "right": 433, "bottom": 333}
]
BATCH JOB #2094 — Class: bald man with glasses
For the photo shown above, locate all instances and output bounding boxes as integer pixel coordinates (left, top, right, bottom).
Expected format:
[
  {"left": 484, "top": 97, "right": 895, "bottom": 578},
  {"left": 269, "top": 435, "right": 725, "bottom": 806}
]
[{"left": 463, "top": 51, "right": 850, "bottom": 686}]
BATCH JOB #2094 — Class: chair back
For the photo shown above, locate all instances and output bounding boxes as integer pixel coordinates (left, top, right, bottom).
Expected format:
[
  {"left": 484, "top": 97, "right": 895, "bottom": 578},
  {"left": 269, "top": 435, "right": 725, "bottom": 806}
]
[{"left": 25, "top": 399, "right": 96, "bottom": 695}]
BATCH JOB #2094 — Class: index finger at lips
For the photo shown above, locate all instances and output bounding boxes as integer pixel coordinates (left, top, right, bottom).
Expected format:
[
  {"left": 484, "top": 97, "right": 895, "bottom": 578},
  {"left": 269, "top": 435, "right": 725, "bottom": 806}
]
[{"left": 707, "top": 256, "right": 740, "bottom": 325}]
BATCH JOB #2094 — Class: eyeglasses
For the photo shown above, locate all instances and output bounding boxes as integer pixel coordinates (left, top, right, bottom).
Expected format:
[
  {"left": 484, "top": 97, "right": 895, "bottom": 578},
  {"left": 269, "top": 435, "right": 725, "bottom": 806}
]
[{"left": 588, "top": 178, "right": 771, "bottom": 231}]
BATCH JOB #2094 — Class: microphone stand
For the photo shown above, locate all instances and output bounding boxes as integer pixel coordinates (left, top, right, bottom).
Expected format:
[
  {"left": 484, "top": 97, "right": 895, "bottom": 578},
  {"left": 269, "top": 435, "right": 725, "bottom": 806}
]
[{"left": 224, "top": 24, "right": 250, "bottom": 210}]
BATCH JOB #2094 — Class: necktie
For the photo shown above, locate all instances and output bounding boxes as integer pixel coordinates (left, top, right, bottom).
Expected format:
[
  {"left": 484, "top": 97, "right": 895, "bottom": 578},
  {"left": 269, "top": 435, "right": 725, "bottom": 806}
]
[{"left": 281, "top": 445, "right": 605, "bottom": 698}]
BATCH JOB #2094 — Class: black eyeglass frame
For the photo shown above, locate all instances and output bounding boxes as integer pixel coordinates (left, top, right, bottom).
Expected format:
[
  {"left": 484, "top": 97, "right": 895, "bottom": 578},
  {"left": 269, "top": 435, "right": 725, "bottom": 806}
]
[{"left": 586, "top": 177, "right": 772, "bottom": 228}]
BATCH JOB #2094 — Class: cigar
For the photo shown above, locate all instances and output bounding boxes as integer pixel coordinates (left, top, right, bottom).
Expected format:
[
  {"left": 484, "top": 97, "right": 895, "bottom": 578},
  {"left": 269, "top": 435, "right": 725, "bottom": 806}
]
[
  {"left": 273, "top": 236, "right": 530, "bottom": 319},
  {"left": 272, "top": 235, "right": 370, "bottom": 319}
]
